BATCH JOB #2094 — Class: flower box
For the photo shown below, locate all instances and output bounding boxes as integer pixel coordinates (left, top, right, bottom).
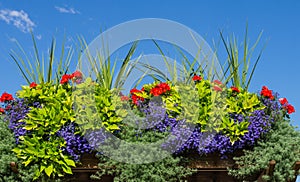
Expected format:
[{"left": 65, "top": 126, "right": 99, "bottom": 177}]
[{"left": 1, "top": 33, "right": 299, "bottom": 181}]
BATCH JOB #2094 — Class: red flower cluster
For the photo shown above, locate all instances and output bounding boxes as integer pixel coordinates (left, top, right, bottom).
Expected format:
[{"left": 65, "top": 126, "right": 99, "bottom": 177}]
[
  {"left": 279, "top": 98, "right": 288, "bottom": 105},
  {"left": 0, "top": 92, "right": 14, "bottom": 102},
  {"left": 279, "top": 97, "right": 295, "bottom": 114},
  {"left": 192, "top": 75, "right": 202, "bottom": 81},
  {"left": 72, "top": 71, "right": 83, "bottom": 79},
  {"left": 60, "top": 71, "right": 83, "bottom": 84},
  {"left": 260, "top": 86, "right": 274, "bottom": 100},
  {"left": 30, "top": 82, "right": 38, "bottom": 88},
  {"left": 0, "top": 108, "right": 4, "bottom": 114},
  {"left": 150, "top": 83, "right": 171, "bottom": 96},
  {"left": 231, "top": 86, "right": 240, "bottom": 93},
  {"left": 130, "top": 88, "right": 145, "bottom": 105}
]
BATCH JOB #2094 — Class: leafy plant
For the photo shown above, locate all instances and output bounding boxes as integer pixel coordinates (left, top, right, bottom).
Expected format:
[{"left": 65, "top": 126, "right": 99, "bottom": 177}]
[
  {"left": 0, "top": 115, "right": 39, "bottom": 182},
  {"left": 229, "top": 115, "right": 300, "bottom": 181},
  {"left": 12, "top": 82, "right": 77, "bottom": 180},
  {"left": 92, "top": 108, "right": 194, "bottom": 182},
  {"left": 73, "top": 77, "right": 127, "bottom": 133}
]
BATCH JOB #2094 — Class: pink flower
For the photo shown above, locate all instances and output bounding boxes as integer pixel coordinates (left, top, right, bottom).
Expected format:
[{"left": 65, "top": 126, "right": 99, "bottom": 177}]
[
  {"left": 72, "top": 71, "right": 83, "bottom": 79},
  {"left": 213, "top": 80, "right": 223, "bottom": 85},
  {"left": 0, "top": 108, "right": 4, "bottom": 114},
  {"left": 121, "top": 96, "right": 129, "bottom": 101},
  {"left": 213, "top": 85, "right": 222, "bottom": 92}
]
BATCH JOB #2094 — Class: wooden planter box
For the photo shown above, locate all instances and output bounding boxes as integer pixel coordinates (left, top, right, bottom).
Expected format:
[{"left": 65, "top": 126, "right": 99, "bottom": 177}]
[{"left": 11, "top": 152, "right": 300, "bottom": 182}]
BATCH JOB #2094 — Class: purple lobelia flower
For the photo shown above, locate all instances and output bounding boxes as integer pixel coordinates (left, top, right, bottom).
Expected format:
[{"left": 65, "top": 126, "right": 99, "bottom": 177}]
[
  {"left": 6, "top": 99, "right": 31, "bottom": 143},
  {"left": 57, "top": 122, "right": 92, "bottom": 161}
]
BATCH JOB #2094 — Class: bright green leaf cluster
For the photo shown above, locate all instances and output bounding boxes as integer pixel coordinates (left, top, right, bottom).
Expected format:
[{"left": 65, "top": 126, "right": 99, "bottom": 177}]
[
  {"left": 73, "top": 78, "right": 127, "bottom": 133},
  {"left": 13, "top": 82, "right": 76, "bottom": 180}
]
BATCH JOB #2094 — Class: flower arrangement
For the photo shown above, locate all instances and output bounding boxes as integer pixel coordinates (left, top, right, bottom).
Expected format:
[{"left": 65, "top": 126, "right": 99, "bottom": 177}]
[{"left": 0, "top": 32, "right": 300, "bottom": 182}]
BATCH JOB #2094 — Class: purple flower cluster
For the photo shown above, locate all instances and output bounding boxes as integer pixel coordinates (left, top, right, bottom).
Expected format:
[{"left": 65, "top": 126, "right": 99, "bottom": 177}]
[
  {"left": 84, "top": 129, "right": 110, "bottom": 150},
  {"left": 57, "top": 122, "right": 92, "bottom": 161},
  {"left": 147, "top": 98, "right": 278, "bottom": 157},
  {"left": 7, "top": 99, "right": 30, "bottom": 143}
]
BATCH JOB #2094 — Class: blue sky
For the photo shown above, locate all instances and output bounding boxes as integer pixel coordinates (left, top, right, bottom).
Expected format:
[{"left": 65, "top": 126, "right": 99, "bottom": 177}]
[{"left": 0, "top": 0, "right": 299, "bottom": 127}]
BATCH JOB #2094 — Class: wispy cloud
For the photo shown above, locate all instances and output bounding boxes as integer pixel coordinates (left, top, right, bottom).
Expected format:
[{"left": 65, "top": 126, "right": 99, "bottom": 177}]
[
  {"left": 0, "top": 9, "right": 35, "bottom": 33},
  {"left": 55, "top": 6, "right": 80, "bottom": 14},
  {"left": 36, "top": 34, "right": 42, "bottom": 40}
]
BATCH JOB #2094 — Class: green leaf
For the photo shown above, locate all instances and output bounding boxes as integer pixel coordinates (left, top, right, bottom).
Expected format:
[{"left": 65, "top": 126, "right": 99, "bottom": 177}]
[
  {"left": 24, "top": 156, "right": 33, "bottom": 166},
  {"left": 64, "top": 158, "right": 76, "bottom": 167},
  {"left": 62, "top": 165, "right": 73, "bottom": 174},
  {"left": 45, "top": 164, "right": 54, "bottom": 177}
]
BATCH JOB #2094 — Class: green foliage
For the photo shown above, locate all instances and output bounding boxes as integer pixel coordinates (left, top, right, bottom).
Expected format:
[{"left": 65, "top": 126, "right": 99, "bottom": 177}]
[
  {"left": 187, "top": 80, "right": 266, "bottom": 143},
  {"left": 226, "top": 89, "right": 265, "bottom": 115},
  {"left": 176, "top": 83, "right": 199, "bottom": 124},
  {"left": 94, "top": 155, "right": 193, "bottom": 182},
  {"left": 229, "top": 116, "right": 300, "bottom": 181},
  {"left": 78, "top": 38, "right": 138, "bottom": 90},
  {"left": 91, "top": 112, "right": 194, "bottom": 182},
  {"left": 220, "top": 25, "right": 264, "bottom": 90},
  {"left": 73, "top": 77, "right": 127, "bottom": 133},
  {"left": 219, "top": 117, "right": 249, "bottom": 144},
  {"left": 10, "top": 34, "right": 72, "bottom": 84},
  {"left": 223, "top": 88, "right": 265, "bottom": 143},
  {"left": 0, "top": 116, "right": 39, "bottom": 182},
  {"left": 13, "top": 82, "right": 76, "bottom": 180}
]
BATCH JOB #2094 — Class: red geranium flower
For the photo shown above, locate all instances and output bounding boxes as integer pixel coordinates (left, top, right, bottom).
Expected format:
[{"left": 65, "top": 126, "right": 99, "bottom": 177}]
[
  {"left": 130, "top": 88, "right": 141, "bottom": 94},
  {"left": 0, "top": 108, "right": 4, "bottom": 114},
  {"left": 230, "top": 86, "right": 240, "bottom": 93},
  {"left": 30, "top": 82, "right": 38, "bottom": 88},
  {"left": 260, "top": 86, "right": 274, "bottom": 100},
  {"left": 213, "top": 80, "right": 223, "bottom": 85},
  {"left": 60, "top": 74, "right": 72, "bottom": 84},
  {"left": 192, "top": 75, "right": 202, "bottom": 81},
  {"left": 279, "top": 98, "right": 288, "bottom": 105},
  {"left": 284, "top": 104, "right": 295, "bottom": 114},
  {"left": 213, "top": 85, "right": 222, "bottom": 92},
  {"left": 130, "top": 88, "right": 144, "bottom": 105},
  {"left": 150, "top": 82, "right": 170, "bottom": 96},
  {"left": 72, "top": 71, "right": 83, "bottom": 79},
  {"left": 0, "top": 92, "right": 14, "bottom": 102}
]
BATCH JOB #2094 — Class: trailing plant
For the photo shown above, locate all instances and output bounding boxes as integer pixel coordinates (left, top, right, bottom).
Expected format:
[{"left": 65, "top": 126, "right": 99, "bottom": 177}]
[
  {"left": 91, "top": 104, "right": 194, "bottom": 182},
  {"left": 229, "top": 113, "right": 300, "bottom": 181},
  {"left": 0, "top": 112, "right": 40, "bottom": 182}
]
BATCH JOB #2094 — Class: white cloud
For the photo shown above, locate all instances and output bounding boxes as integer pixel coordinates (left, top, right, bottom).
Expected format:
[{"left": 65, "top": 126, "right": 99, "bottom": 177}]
[
  {"left": 0, "top": 9, "right": 35, "bottom": 33},
  {"left": 36, "top": 34, "right": 42, "bottom": 40},
  {"left": 55, "top": 6, "right": 80, "bottom": 14},
  {"left": 9, "top": 37, "right": 17, "bottom": 42}
]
